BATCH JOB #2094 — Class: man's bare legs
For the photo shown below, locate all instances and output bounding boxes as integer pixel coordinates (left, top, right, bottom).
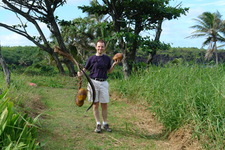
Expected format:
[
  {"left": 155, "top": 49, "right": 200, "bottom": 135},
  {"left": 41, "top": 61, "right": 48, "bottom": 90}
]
[
  {"left": 101, "top": 103, "right": 111, "bottom": 132},
  {"left": 93, "top": 102, "right": 101, "bottom": 133},
  {"left": 93, "top": 102, "right": 111, "bottom": 132},
  {"left": 101, "top": 103, "right": 108, "bottom": 123},
  {"left": 93, "top": 102, "right": 101, "bottom": 123}
]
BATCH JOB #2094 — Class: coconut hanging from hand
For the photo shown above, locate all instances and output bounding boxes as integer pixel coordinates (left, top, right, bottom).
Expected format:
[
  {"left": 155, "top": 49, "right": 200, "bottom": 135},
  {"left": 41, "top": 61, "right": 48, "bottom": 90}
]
[{"left": 75, "top": 88, "right": 88, "bottom": 107}]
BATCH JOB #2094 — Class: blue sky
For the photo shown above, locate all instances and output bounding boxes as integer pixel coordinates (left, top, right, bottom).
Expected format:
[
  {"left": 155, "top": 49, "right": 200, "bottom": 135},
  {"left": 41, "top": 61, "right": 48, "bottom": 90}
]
[{"left": 1, "top": 0, "right": 225, "bottom": 48}]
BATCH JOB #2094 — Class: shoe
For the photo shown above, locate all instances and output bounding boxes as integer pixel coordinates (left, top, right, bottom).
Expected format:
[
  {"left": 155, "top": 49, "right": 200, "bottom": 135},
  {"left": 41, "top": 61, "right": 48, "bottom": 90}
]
[
  {"left": 103, "top": 124, "right": 112, "bottom": 132},
  {"left": 94, "top": 124, "right": 102, "bottom": 133}
]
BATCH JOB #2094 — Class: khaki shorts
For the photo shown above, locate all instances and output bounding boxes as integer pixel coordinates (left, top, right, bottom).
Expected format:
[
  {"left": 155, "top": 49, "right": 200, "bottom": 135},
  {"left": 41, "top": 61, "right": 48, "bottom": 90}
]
[{"left": 87, "top": 79, "right": 109, "bottom": 103}]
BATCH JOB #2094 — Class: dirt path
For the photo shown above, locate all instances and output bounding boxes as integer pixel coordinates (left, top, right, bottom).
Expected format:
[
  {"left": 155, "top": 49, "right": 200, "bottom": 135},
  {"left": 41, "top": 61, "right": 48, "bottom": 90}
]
[{"left": 36, "top": 87, "right": 202, "bottom": 150}]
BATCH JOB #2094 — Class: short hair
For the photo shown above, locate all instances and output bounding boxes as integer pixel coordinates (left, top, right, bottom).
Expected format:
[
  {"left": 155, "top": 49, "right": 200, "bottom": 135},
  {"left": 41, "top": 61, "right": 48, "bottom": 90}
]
[{"left": 96, "top": 39, "right": 106, "bottom": 46}]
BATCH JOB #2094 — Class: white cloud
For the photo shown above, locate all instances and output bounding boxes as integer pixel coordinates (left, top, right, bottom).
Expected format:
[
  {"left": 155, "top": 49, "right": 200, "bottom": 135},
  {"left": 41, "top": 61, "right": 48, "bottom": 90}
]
[{"left": 0, "top": 33, "right": 35, "bottom": 46}]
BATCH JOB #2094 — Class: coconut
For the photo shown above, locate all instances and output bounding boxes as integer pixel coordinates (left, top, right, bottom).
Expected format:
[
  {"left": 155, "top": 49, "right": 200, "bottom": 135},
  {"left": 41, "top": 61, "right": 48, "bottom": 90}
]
[
  {"left": 75, "top": 98, "right": 84, "bottom": 107},
  {"left": 77, "top": 88, "right": 87, "bottom": 101},
  {"left": 113, "top": 53, "right": 123, "bottom": 61},
  {"left": 75, "top": 88, "right": 87, "bottom": 107}
]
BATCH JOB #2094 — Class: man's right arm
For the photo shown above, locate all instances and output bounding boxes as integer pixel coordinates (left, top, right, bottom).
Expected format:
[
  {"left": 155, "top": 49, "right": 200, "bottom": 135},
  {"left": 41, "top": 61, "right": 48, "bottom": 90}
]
[{"left": 77, "top": 68, "right": 87, "bottom": 77}]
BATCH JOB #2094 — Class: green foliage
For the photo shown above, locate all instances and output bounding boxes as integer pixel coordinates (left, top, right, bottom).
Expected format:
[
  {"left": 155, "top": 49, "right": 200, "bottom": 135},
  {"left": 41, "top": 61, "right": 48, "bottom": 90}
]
[
  {"left": 140, "top": 37, "right": 171, "bottom": 55},
  {"left": 21, "top": 65, "right": 58, "bottom": 76},
  {"left": 0, "top": 92, "right": 40, "bottom": 149},
  {"left": 1, "top": 46, "right": 43, "bottom": 67},
  {"left": 79, "top": 0, "right": 189, "bottom": 27},
  {"left": 0, "top": 46, "right": 59, "bottom": 76},
  {"left": 110, "top": 65, "right": 225, "bottom": 150}
]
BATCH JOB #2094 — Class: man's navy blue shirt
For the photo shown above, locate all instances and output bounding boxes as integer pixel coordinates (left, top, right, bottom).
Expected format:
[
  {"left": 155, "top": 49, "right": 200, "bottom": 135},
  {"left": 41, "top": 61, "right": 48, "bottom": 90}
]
[{"left": 85, "top": 55, "right": 111, "bottom": 80}]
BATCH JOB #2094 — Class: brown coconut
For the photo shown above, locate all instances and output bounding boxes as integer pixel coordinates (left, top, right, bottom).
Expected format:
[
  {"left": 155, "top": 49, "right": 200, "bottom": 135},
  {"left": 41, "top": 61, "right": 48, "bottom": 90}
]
[
  {"left": 75, "top": 88, "right": 88, "bottom": 107},
  {"left": 113, "top": 53, "right": 123, "bottom": 61},
  {"left": 75, "top": 98, "right": 84, "bottom": 107}
]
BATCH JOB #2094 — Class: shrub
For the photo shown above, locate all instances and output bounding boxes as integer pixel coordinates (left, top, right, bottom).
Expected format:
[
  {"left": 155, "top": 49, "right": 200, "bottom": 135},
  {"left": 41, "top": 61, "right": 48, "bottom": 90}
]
[{"left": 0, "top": 91, "right": 40, "bottom": 149}]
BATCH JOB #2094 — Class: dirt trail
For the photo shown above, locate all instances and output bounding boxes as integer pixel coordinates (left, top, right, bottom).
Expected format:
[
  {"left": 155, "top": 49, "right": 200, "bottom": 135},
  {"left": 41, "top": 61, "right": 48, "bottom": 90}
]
[
  {"left": 35, "top": 87, "right": 202, "bottom": 150},
  {"left": 110, "top": 93, "right": 202, "bottom": 150}
]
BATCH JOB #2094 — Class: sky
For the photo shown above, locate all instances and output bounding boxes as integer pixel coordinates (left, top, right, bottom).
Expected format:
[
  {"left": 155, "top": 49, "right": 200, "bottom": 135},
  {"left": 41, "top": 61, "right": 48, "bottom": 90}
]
[{"left": 1, "top": 0, "right": 225, "bottom": 48}]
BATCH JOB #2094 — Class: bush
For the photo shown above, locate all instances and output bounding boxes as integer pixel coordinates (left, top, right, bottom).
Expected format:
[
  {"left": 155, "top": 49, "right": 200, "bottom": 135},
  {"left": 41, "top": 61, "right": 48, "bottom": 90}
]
[{"left": 0, "top": 91, "right": 40, "bottom": 149}]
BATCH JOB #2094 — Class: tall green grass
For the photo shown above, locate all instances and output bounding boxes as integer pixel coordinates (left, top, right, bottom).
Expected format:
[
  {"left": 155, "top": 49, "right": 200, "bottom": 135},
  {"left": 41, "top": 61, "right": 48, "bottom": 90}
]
[{"left": 110, "top": 65, "right": 225, "bottom": 150}]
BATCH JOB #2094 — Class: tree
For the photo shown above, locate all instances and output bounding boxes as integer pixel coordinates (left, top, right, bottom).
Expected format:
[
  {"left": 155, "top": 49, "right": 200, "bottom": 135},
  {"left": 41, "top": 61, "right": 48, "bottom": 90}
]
[
  {"left": 147, "top": 2, "right": 185, "bottom": 64},
  {"left": 79, "top": 0, "right": 188, "bottom": 78},
  {"left": 59, "top": 16, "right": 114, "bottom": 62},
  {"left": 0, "top": 0, "right": 76, "bottom": 76},
  {"left": 58, "top": 0, "right": 116, "bottom": 63},
  {"left": 188, "top": 11, "right": 225, "bottom": 65},
  {"left": 0, "top": 44, "right": 10, "bottom": 87}
]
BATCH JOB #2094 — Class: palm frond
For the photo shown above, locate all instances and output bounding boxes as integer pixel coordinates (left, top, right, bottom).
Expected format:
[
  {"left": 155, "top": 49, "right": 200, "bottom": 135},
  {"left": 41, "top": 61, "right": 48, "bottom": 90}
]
[
  {"left": 216, "top": 34, "right": 225, "bottom": 42},
  {"left": 192, "top": 18, "right": 207, "bottom": 26},
  {"left": 202, "top": 37, "right": 212, "bottom": 47},
  {"left": 186, "top": 33, "right": 207, "bottom": 39},
  {"left": 217, "top": 44, "right": 225, "bottom": 48},
  {"left": 190, "top": 24, "right": 209, "bottom": 32}
]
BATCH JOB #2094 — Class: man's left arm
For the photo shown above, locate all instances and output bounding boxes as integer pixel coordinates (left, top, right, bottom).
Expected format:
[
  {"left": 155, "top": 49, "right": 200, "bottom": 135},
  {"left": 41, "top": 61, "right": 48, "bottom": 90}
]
[{"left": 108, "top": 60, "right": 120, "bottom": 73}]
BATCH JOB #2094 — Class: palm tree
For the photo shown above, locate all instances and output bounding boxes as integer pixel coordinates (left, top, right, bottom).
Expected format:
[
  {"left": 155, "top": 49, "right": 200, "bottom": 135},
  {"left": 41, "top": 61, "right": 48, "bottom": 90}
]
[{"left": 188, "top": 11, "right": 225, "bottom": 65}]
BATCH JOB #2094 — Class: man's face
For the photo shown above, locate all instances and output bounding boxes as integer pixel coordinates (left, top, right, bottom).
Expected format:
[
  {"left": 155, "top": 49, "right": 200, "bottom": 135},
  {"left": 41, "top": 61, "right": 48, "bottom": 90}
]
[{"left": 95, "top": 42, "right": 105, "bottom": 55}]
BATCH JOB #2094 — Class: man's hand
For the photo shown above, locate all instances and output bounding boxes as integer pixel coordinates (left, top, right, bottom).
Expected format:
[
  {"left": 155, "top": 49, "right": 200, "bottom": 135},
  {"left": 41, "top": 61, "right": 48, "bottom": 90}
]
[
  {"left": 108, "top": 59, "right": 121, "bottom": 73},
  {"left": 113, "top": 59, "right": 121, "bottom": 66},
  {"left": 77, "top": 68, "right": 86, "bottom": 77},
  {"left": 77, "top": 71, "right": 83, "bottom": 77}
]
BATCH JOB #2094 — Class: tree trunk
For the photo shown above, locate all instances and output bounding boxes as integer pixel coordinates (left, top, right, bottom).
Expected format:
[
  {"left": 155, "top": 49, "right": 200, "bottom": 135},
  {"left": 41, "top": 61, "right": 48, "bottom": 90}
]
[
  {"left": 0, "top": 50, "right": 10, "bottom": 87},
  {"left": 122, "top": 20, "right": 141, "bottom": 78},
  {"left": 214, "top": 42, "right": 218, "bottom": 65},
  {"left": 49, "top": 14, "right": 76, "bottom": 76},
  {"left": 52, "top": 52, "right": 65, "bottom": 75},
  {"left": 64, "top": 59, "right": 76, "bottom": 77},
  {"left": 122, "top": 49, "right": 131, "bottom": 78},
  {"left": 122, "top": 42, "right": 138, "bottom": 78},
  {"left": 146, "top": 50, "right": 156, "bottom": 64},
  {"left": 119, "top": 39, "right": 130, "bottom": 79},
  {"left": 155, "top": 19, "right": 163, "bottom": 41},
  {"left": 147, "top": 19, "right": 163, "bottom": 64},
  {"left": 122, "top": 60, "right": 130, "bottom": 79},
  {"left": 215, "top": 51, "right": 218, "bottom": 65}
]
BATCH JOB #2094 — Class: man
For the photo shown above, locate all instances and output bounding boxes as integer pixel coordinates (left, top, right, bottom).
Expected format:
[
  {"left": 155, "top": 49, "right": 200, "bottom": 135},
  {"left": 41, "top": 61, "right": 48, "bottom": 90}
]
[{"left": 78, "top": 39, "right": 120, "bottom": 133}]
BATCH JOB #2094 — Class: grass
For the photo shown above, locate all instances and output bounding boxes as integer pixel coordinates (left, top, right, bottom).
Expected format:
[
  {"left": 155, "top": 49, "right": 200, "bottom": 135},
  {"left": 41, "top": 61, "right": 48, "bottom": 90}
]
[
  {"left": 110, "top": 64, "right": 225, "bottom": 150},
  {"left": 1, "top": 64, "right": 224, "bottom": 149},
  {"left": 36, "top": 85, "right": 162, "bottom": 150},
  {"left": 1, "top": 71, "right": 164, "bottom": 150}
]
